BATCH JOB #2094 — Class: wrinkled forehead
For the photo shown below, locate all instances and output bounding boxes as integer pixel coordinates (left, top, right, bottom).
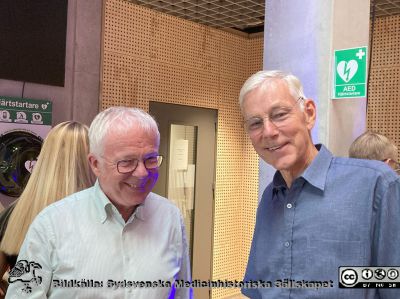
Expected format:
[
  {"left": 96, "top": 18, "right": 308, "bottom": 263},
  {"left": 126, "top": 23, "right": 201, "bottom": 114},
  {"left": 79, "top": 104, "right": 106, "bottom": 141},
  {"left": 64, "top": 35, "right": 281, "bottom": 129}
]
[
  {"left": 259, "top": 79, "right": 297, "bottom": 103},
  {"left": 103, "top": 124, "right": 159, "bottom": 147},
  {"left": 243, "top": 79, "right": 297, "bottom": 113}
]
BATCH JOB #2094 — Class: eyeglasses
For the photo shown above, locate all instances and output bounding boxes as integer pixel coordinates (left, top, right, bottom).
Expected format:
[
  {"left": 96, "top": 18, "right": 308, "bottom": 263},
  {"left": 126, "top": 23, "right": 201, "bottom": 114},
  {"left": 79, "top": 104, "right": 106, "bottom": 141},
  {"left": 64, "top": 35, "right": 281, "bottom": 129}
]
[
  {"left": 106, "top": 155, "right": 163, "bottom": 174},
  {"left": 243, "top": 97, "right": 304, "bottom": 135}
]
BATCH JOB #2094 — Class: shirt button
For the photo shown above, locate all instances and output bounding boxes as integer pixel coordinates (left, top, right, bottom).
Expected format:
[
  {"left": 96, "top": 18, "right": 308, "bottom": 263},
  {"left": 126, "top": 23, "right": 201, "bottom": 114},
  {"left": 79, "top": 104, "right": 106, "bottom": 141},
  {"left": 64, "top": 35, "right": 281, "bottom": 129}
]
[
  {"left": 284, "top": 241, "right": 290, "bottom": 247},
  {"left": 286, "top": 203, "right": 292, "bottom": 209}
]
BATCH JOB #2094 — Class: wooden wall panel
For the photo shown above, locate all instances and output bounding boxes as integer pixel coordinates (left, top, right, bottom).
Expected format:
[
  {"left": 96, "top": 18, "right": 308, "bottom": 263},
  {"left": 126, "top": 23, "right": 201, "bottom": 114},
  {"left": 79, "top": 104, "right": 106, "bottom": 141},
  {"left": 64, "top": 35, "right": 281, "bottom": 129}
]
[
  {"left": 102, "top": 1, "right": 263, "bottom": 297},
  {"left": 368, "top": 15, "right": 400, "bottom": 151}
]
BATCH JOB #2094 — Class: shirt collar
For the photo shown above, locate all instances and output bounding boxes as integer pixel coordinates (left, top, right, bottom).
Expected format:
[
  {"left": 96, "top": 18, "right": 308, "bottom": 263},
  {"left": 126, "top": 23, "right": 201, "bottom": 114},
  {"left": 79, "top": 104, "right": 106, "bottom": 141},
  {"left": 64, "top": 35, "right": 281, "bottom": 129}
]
[
  {"left": 272, "top": 170, "right": 287, "bottom": 191},
  {"left": 301, "top": 144, "right": 332, "bottom": 191},
  {"left": 272, "top": 144, "right": 333, "bottom": 192},
  {"left": 128, "top": 203, "right": 146, "bottom": 222},
  {"left": 92, "top": 180, "right": 110, "bottom": 223},
  {"left": 93, "top": 180, "right": 146, "bottom": 223}
]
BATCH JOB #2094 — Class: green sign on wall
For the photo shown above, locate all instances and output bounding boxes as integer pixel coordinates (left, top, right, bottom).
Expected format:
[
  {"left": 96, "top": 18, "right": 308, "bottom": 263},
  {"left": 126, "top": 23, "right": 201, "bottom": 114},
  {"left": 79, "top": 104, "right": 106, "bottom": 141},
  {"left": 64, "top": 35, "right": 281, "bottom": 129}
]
[
  {"left": 0, "top": 96, "right": 52, "bottom": 125},
  {"left": 333, "top": 46, "right": 367, "bottom": 99}
]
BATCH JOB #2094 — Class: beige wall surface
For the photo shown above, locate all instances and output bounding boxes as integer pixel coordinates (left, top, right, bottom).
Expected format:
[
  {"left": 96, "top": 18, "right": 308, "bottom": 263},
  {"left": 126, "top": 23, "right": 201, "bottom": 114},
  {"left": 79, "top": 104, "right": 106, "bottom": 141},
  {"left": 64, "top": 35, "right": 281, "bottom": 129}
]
[
  {"left": 328, "top": 0, "right": 370, "bottom": 157},
  {"left": 101, "top": 1, "right": 263, "bottom": 298}
]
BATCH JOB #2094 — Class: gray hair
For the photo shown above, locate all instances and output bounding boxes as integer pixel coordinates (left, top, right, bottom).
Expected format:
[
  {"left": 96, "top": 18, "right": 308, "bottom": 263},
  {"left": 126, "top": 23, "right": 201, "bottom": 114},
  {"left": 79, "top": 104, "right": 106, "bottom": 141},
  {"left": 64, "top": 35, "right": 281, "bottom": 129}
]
[
  {"left": 239, "top": 70, "right": 307, "bottom": 110},
  {"left": 89, "top": 107, "right": 160, "bottom": 157}
]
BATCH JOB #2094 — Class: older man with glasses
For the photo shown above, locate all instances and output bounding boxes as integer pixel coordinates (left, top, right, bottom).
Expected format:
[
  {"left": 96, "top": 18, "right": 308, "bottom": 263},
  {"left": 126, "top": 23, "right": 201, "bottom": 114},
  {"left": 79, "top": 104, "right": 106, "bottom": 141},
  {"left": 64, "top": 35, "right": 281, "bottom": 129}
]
[
  {"left": 239, "top": 70, "right": 400, "bottom": 299},
  {"left": 6, "top": 107, "right": 192, "bottom": 299}
]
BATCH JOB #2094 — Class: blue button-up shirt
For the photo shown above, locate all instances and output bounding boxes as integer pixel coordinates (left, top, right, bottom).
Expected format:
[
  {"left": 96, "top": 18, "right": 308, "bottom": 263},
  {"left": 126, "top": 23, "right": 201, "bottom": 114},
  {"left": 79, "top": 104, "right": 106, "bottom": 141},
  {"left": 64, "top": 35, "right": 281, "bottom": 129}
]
[{"left": 243, "top": 144, "right": 400, "bottom": 299}]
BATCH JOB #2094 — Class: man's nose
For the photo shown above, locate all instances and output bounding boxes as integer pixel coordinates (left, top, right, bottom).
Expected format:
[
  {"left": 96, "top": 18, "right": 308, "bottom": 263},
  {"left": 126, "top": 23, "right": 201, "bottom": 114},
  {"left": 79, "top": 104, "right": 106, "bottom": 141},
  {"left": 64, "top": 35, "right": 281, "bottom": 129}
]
[
  {"left": 132, "top": 161, "right": 149, "bottom": 178},
  {"left": 261, "top": 117, "right": 279, "bottom": 137}
]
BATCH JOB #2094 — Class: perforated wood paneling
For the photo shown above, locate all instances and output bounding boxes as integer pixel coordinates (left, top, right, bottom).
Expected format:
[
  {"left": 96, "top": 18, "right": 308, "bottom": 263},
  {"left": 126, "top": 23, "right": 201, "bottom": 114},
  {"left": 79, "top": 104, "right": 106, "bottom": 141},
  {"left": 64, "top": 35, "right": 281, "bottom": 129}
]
[
  {"left": 368, "top": 15, "right": 400, "bottom": 151},
  {"left": 209, "top": 31, "right": 247, "bottom": 299},
  {"left": 102, "top": 1, "right": 263, "bottom": 298},
  {"left": 241, "top": 36, "right": 262, "bottom": 274}
]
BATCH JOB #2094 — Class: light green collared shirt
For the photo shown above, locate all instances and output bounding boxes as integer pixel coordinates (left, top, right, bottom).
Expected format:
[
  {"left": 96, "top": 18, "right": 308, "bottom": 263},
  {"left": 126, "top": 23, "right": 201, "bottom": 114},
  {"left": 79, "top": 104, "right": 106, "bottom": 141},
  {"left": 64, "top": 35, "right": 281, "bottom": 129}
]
[{"left": 6, "top": 181, "right": 192, "bottom": 299}]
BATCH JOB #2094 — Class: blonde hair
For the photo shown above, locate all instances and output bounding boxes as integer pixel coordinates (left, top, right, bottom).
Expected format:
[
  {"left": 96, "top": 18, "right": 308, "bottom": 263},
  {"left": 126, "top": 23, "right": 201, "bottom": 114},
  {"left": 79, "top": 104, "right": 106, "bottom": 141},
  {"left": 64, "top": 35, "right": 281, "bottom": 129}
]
[
  {"left": 349, "top": 131, "right": 398, "bottom": 162},
  {"left": 0, "top": 121, "right": 93, "bottom": 254}
]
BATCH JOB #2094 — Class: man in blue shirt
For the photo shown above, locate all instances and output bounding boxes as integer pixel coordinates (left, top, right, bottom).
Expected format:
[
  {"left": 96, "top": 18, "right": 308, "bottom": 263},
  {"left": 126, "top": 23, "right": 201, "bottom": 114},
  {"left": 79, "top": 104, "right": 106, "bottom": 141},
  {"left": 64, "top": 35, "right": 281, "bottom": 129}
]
[{"left": 239, "top": 70, "right": 400, "bottom": 298}]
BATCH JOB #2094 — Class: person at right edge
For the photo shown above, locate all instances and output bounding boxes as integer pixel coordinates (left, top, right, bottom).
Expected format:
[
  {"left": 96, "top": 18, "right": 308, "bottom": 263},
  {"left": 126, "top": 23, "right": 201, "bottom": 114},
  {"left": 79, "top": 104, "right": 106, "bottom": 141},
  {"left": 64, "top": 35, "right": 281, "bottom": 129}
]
[
  {"left": 239, "top": 70, "right": 400, "bottom": 299},
  {"left": 349, "top": 130, "right": 400, "bottom": 175}
]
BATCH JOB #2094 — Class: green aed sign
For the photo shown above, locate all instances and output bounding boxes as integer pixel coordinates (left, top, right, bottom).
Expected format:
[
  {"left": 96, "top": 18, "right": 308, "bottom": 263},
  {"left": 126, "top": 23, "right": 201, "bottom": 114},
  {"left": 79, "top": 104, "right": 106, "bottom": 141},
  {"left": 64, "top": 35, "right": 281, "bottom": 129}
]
[{"left": 333, "top": 46, "right": 367, "bottom": 99}]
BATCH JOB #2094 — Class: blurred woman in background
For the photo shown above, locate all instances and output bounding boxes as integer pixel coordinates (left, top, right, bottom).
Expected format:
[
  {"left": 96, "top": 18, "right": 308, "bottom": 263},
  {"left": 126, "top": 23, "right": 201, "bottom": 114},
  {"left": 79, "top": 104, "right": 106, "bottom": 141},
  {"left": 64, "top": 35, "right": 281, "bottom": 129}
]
[{"left": 0, "top": 121, "right": 94, "bottom": 295}]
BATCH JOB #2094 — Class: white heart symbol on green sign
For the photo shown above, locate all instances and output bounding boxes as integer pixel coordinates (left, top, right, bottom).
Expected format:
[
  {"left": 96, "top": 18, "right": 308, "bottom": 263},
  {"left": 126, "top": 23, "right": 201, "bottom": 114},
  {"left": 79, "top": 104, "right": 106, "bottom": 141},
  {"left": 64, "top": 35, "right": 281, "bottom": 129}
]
[{"left": 337, "top": 60, "right": 358, "bottom": 83}]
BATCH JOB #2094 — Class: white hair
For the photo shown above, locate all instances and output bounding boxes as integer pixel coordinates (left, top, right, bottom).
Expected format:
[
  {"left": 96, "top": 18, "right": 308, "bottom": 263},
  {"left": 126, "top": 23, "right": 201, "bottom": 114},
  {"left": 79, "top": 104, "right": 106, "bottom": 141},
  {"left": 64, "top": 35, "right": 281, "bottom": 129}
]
[
  {"left": 89, "top": 107, "right": 160, "bottom": 157},
  {"left": 239, "top": 70, "right": 307, "bottom": 110}
]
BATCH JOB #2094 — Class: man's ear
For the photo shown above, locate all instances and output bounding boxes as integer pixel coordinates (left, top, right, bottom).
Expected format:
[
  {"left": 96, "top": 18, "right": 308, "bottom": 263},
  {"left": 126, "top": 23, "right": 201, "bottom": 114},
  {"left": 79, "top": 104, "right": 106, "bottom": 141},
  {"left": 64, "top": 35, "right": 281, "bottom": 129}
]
[
  {"left": 303, "top": 99, "right": 317, "bottom": 130},
  {"left": 88, "top": 153, "right": 101, "bottom": 178},
  {"left": 386, "top": 158, "right": 398, "bottom": 171}
]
